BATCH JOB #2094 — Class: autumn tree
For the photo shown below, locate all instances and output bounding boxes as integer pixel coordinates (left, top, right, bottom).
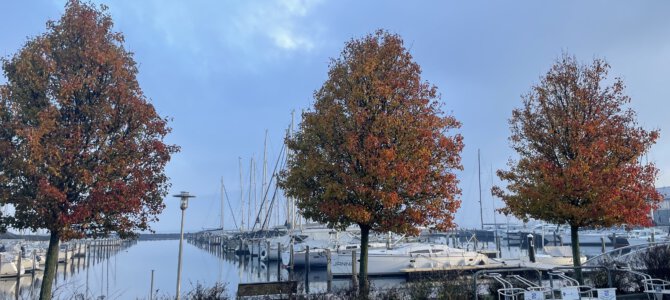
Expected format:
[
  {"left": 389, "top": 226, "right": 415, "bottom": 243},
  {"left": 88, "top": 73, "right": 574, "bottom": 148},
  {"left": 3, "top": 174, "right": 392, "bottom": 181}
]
[
  {"left": 279, "top": 30, "right": 463, "bottom": 294},
  {"left": 0, "top": 1, "right": 177, "bottom": 299},
  {"left": 493, "top": 54, "right": 662, "bottom": 280}
]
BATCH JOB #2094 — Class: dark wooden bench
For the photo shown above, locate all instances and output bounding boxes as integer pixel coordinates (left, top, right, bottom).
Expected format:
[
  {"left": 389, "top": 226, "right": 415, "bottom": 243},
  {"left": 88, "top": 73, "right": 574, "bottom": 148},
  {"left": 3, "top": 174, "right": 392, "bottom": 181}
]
[{"left": 236, "top": 281, "right": 298, "bottom": 299}]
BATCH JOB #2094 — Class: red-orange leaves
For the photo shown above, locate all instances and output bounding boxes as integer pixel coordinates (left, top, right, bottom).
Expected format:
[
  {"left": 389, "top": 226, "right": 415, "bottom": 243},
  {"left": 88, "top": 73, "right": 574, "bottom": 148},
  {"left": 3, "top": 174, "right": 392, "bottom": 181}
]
[
  {"left": 0, "top": 0, "right": 177, "bottom": 240},
  {"left": 494, "top": 54, "right": 662, "bottom": 229},
  {"left": 279, "top": 30, "right": 463, "bottom": 234}
]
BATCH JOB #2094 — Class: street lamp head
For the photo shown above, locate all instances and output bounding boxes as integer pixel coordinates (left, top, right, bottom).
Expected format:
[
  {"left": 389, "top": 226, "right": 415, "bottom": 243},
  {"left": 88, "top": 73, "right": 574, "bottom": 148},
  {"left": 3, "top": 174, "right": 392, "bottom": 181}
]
[{"left": 172, "top": 191, "right": 195, "bottom": 211}]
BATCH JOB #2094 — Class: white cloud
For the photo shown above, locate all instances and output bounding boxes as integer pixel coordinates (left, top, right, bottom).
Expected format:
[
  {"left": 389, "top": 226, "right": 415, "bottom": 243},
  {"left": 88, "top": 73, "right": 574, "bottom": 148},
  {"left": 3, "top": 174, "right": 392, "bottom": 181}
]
[
  {"left": 230, "top": 0, "right": 322, "bottom": 52},
  {"left": 112, "top": 0, "right": 322, "bottom": 56}
]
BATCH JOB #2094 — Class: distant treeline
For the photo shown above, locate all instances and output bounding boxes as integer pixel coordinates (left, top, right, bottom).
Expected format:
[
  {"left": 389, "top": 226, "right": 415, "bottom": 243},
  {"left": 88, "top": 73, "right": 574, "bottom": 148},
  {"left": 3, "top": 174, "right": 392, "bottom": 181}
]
[
  {"left": 1, "top": 232, "right": 189, "bottom": 241},
  {"left": 138, "top": 233, "right": 185, "bottom": 240}
]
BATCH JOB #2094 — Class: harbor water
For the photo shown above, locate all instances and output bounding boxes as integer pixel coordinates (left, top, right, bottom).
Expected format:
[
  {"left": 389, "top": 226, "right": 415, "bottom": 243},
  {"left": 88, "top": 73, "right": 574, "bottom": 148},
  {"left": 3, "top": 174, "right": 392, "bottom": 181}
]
[{"left": 0, "top": 238, "right": 621, "bottom": 299}]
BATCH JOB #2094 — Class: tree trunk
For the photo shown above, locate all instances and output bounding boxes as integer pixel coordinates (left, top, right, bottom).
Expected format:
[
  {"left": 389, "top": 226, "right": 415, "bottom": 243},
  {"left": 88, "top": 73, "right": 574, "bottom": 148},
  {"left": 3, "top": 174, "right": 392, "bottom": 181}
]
[
  {"left": 570, "top": 224, "right": 583, "bottom": 284},
  {"left": 358, "top": 224, "right": 370, "bottom": 296},
  {"left": 39, "top": 230, "right": 60, "bottom": 300}
]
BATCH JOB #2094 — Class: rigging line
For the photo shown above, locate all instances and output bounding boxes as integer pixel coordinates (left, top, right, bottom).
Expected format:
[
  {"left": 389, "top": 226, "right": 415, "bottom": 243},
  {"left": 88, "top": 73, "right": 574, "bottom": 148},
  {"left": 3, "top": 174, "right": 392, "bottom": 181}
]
[
  {"left": 222, "top": 180, "right": 239, "bottom": 231},
  {"left": 251, "top": 143, "right": 286, "bottom": 234},
  {"left": 251, "top": 139, "right": 287, "bottom": 233},
  {"left": 261, "top": 174, "right": 282, "bottom": 230},
  {"left": 202, "top": 189, "right": 217, "bottom": 229},
  {"left": 262, "top": 149, "right": 289, "bottom": 230}
]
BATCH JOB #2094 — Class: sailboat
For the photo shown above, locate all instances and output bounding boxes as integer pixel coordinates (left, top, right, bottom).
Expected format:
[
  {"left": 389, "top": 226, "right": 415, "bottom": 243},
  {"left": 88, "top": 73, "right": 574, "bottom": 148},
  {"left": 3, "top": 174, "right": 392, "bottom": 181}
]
[{"left": 330, "top": 243, "right": 489, "bottom": 276}]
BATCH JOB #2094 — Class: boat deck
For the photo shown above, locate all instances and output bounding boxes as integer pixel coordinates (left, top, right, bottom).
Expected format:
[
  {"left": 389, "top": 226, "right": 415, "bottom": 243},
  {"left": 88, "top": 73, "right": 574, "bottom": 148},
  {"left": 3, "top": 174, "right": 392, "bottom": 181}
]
[{"left": 401, "top": 259, "right": 565, "bottom": 281}]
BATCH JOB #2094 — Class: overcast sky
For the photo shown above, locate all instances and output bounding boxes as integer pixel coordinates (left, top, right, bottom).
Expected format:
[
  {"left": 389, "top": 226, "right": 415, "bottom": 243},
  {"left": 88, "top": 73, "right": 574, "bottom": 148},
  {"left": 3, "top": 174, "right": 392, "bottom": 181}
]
[{"left": 2, "top": 1, "right": 669, "bottom": 233}]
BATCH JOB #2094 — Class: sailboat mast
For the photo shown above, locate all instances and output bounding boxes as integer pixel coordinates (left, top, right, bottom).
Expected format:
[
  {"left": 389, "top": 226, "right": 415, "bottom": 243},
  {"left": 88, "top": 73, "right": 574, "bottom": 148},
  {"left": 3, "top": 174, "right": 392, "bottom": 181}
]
[
  {"left": 239, "top": 157, "right": 244, "bottom": 232},
  {"left": 290, "top": 110, "right": 296, "bottom": 230},
  {"left": 490, "top": 165, "right": 497, "bottom": 227},
  {"left": 289, "top": 110, "right": 297, "bottom": 227},
  {"left": 478, "top": 149, "right": 484, "bottom": 230},
  {"left": 221, "top": 176, "right": 230, "bottom": 233},
  {"left": 249, "top": 157, "right": 253, "bottom": 231},
  {"left": 262, "top": 130, "right": 268, "bottom": 230}
]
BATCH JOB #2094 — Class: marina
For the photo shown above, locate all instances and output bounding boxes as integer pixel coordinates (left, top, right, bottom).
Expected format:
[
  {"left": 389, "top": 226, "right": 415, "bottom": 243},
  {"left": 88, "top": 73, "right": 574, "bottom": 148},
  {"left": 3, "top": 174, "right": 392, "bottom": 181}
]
[
  {"left": 2, "top": 2, "right": 670, "bottom": 300},
  {"left": 0, "top": 229, "right": 664, "bottom": 299}
]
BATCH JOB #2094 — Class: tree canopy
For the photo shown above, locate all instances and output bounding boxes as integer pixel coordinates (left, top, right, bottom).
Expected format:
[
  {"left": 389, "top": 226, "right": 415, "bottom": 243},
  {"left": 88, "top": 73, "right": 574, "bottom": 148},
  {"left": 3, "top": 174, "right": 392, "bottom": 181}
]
[
  {"left": 280, "top": 30, "right": 463, "bottom": 235},
  {"left": 279, "top": 30, "right": 463, "bottom": 292},
  {"left": 494, "top": 54, "right": 661, "bottom": 228},
  {"left": 0, "top": 1, "right": 177, "bottom": 298}
]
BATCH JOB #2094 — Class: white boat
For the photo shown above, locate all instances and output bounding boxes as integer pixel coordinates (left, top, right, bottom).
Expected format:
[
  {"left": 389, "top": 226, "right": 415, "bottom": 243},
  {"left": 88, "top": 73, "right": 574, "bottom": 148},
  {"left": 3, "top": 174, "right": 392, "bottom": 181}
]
[
  {"left": 284, "top": 247, "right": 331, "bottom": 267},
  {"left": 532, "top": 246, "right": 586, "bottom": 266},
  {"left": 559, "top": 229, "right": 626, "bottom": 246},
  {"left": 278, "top": 226, "right": 361, "bottom": 266},
  {"left": 58, "top": 245, "right": 73, "bottom": 263},
  {"left": 259, "top": 235, "right": 292, "bottom": 261},
  {"left": 624, "top": 228, "right": 668, "bottom": 246},
  {"left": 330, "top": 243, "right": 489, "bottom": 276},
  {"left": 0, "top": 254, "right": 24, "bottom": 278}
]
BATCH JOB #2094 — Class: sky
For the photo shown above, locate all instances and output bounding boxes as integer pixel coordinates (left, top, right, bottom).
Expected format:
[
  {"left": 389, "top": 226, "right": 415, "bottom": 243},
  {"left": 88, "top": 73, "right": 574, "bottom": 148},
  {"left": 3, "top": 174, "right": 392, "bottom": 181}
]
[{"left": 1, "top": 1, "right": 669, "bottom": 233}]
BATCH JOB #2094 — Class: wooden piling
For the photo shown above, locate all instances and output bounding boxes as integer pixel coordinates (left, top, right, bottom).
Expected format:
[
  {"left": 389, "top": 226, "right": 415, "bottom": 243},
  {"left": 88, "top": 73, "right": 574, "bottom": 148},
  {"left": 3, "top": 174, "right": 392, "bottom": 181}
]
[
  {"left": 326, "top": 248, "right": 332, "bottom": 293},
  {"left": 31, "top": 250, "right": 36, "bottom": 277},
  {"left": 305, "top": 246, "right": 310, "bottom": 294},
  {"left": 495, "top": 235, "right": 501, "bottom": 258},
  {"left": 277, "top": 242, "right": 282, "bottom": 282},
  {"left": 16, "top": 252, "right": 22, "bottom": 279},
  {"left": 352, "top": 250, "right": 358, "bottom": 290},
  {"left": 289, "top": 246, "right": 294, "bottom": 280}
]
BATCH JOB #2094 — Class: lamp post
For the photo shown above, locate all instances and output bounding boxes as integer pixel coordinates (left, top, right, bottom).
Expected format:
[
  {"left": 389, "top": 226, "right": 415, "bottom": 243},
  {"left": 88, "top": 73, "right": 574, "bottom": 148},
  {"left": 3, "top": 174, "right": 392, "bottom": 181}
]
[{"left": 173, "top": 191, "right": 195, "bottom": 300}]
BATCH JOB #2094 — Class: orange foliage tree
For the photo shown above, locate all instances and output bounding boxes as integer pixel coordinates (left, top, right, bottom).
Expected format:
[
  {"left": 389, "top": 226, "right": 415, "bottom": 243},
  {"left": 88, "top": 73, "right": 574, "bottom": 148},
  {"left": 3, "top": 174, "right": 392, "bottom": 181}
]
[
  {"left": 0, "top": 1, "right": 177, "bottom": 299},
  {"left": 493, "top": 54, "right": 662, "bottom": 279},
  {"left": 279, "top": 30, "right": 463, "bottom": 293}
]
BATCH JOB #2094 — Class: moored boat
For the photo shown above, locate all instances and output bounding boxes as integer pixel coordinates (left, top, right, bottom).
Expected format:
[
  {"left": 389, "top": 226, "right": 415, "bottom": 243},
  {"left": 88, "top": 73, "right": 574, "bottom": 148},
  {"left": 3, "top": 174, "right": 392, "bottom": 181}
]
[{"left": 330, "top": 243, "right": 489, "bottom": 276}]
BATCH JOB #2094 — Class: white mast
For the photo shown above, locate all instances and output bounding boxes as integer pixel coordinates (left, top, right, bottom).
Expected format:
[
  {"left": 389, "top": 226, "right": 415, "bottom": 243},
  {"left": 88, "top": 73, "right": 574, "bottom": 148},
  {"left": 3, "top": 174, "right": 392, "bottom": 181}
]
[
  {"left": 290, "top": 110, "right": 296, "bottom": 230},
  {"left": 262, "top": 129, "right": 268, "bottom": 230},
  {"left": 478, "top": 149, "right": 484, "bottom": 230},
  {"left": 239, "top": 157, "right": 245, "bottom": 232},
  {"left": 491, "top": 165, "right": 497, "bottom": 227},
  {"left": 249, "top": 157, "right": 253, "bottom": 231},
  {"left": 221, "top": 176, "right": 230, "bottom": 233}
]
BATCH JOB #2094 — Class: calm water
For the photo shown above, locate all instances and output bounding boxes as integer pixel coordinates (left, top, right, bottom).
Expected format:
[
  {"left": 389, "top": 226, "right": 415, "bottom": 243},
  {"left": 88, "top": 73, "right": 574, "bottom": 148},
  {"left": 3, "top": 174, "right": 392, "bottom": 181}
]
[
  {"left": 0, "top": 239, "right": 609, "bottom": 299},
  {"left": 1, "top": 240, "right": 243, "bottom": 299},
  {"left": 1, "top": 240, "right": 397, "bottom": 299}
]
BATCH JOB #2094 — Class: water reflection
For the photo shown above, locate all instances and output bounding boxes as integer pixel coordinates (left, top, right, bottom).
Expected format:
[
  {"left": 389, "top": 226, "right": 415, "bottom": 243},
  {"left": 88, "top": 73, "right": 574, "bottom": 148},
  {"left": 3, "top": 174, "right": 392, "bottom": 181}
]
[{"left": 0, "top": 238, "right": 610, "bottom": 299}]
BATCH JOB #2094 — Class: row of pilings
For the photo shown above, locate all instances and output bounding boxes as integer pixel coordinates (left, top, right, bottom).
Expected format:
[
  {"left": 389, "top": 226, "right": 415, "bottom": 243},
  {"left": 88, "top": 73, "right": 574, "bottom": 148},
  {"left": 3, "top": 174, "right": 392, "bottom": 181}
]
[{"left": 0, "top": 238, "right": 135, "bottom": 300}]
